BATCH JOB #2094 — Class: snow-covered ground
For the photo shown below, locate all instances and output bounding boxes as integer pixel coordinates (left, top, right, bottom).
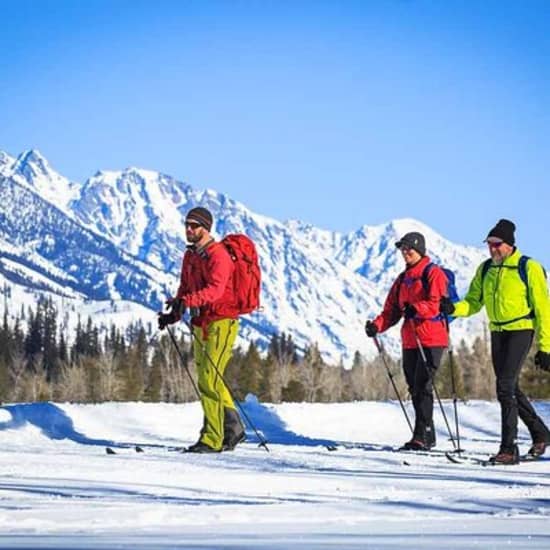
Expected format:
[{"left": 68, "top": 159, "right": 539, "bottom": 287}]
[{"left": 0, "top": 399, "right": 548, "bottom": 549}]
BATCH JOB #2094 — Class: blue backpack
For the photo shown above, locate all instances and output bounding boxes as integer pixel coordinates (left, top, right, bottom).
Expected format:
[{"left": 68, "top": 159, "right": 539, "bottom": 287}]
[{"left": 398, "top": 263, "right": 459, "bottom": 322}]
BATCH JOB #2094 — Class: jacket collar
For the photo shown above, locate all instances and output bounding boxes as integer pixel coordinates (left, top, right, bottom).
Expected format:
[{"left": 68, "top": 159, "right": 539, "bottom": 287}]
[
  {"left": 187, "top": 238, "right": 216, "bottom": 257},
  {"left": 497, "top": 247, "right": 521, "bottom": 267},
  {"left": 404, "top": 255, "right": 431, "bottom": 275}
]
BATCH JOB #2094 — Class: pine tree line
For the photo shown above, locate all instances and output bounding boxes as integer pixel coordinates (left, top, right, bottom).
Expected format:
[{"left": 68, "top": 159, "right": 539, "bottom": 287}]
[{"left": 1, "top": 299, "right": 548, "bottom": 404}]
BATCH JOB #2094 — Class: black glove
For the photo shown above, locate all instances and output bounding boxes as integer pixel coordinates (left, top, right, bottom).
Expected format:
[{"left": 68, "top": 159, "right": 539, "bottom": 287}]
[
  {"left": 365, "top": 320, "right": 378, "bottom": 338},
  {"left": 535, "top": 351, "right": 550, "bottom": 372},
  {"left": 440, "top": 296, "right": 455, "bottom": 316},
  {"left": 165, "top": 297, "right": 185, "bottom": 317},
  {"left": 158, "top": 312, "right": 175, "bottom": 331},
  {"left": 157, "top": 298, "right": 185, "bottom": 331},
  {"left": 403, "top": 303, "right": 417, "bottom": 320}
]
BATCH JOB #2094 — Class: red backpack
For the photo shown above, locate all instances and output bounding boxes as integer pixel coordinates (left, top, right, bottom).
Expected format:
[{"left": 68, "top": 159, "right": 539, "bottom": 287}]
[{"left": 222, "top": 234, "right": 261, "bottom": 314}]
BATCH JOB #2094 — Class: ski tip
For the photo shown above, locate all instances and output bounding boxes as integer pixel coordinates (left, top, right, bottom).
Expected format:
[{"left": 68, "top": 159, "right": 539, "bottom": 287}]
[
  {"left": 520, "top": 455, "right": 543, "bottom": 463},
  {"left": 445, "top": 451, "right": 461, "bottom": 464},
  {"left": 326, "top": 445, "right": 338, "bottom": 451},
  {"left": 258, "top": 441, "right": 270, "bottom": 453},
  {"left": 105, "top": 447, "right": 116, "bottom": 455}
]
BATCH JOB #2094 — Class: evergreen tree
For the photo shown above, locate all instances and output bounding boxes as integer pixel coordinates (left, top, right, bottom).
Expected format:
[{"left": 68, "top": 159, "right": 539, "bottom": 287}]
[
  {"left": 58, "top": 332, "right": 68, "bottom": 364},
  {"left": 24, "top": 306, "right": 43, "bottom": 366},
  {"left": 257, "top": 354, "right": 277, "bottom": 403},
  {"left": 0, "top": 312, "right": 9, "bottom": 401},
  {"left": 71, "top": 317, "right": 85, "bottom": 362},
  {"left": 86, "top": 316, "right": 100, "bottom": 357},
  {"left": 120, "top": 327, "right": 147, "bottom": 401},
  {"left": 41, "top": 298, "right": 59, "bottom": 380},
  {"left": 237, "top": 342, "right": 262, "bottom": 398}
]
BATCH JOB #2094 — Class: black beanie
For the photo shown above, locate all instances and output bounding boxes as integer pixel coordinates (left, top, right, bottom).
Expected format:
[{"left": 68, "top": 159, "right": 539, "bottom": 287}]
[
  {"left": 395, "top": 232, "right": 426, "bottom": 256},
  {"left": 486, "top": 219, "right": 515, "bottom": 246},
  {"left": 186, "top": 207, "right": 213, "bottom": 231}
]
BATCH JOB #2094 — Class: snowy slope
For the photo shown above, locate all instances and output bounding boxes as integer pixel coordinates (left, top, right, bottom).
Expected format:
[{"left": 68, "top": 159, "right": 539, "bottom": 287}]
[
  {"left": 0, "top": 149, "right": 489, "bottom": 362},
  {"left": 1, "top": 150, "right": 80, "bottom": 210},
  {"left": 0, "top": 400, "right": 548, "bottom": 549},
  {"left": 0, "top": 151, "right": 15, "bottom": 174},
  {"left": 0, "top": 172, "right": 171, "bottom": 308}
]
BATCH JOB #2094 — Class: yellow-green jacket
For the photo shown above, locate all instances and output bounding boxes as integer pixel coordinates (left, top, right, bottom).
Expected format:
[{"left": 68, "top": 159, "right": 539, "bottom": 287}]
[{"left": 453, "top": 248, "right": 550, "bottom": 352}]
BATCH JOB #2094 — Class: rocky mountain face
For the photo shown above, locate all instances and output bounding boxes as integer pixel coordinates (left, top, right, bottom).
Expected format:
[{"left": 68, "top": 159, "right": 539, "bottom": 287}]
[{"left": 0, "top": 149, "right": 487, "bottom": 362}]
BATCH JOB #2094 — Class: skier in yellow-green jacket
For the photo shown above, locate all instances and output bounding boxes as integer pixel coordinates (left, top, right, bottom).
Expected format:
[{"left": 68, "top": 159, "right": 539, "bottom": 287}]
[{"left": 440, "top": 219, "right": 550, "bottom": 465}]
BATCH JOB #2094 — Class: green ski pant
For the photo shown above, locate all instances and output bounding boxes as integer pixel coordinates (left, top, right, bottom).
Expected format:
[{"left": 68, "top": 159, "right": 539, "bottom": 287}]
[{"left": 193, "top": 318, "right": 239, "bottom": 450}]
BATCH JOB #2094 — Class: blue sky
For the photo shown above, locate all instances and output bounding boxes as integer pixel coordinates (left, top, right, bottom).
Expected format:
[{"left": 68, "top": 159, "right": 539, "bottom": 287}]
[{"left": 1, "top": 0, "right": 549, "bottom": 263}]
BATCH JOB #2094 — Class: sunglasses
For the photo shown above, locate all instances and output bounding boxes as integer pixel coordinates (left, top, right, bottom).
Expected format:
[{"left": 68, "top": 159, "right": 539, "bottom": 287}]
[
  {"left": 487, "top": 240, "right": 504, "bottom": 249},
  {"left": 185, "top": 221, "right": 202, "bottom": 230}
]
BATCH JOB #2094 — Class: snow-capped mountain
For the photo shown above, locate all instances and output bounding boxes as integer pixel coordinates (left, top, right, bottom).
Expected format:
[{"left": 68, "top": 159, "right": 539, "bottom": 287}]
[
  {"left": 1, "top": 150, "right": 80, "bottom": 209},
  {"left": 0, "top": 151, "right": 15, "bottom": 174},
  {"left": 0, "top": 149, "right": 488, "bottom": 363}
]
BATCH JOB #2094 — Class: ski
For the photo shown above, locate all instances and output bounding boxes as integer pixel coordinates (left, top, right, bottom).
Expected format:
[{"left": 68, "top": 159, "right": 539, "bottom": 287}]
[
  {"left": 326, "top": 443, "right": 466, "bottom": 460},
  {"left": 105, "top": 440, "right": 256, "bottom": 455},
  {"left": 325, "top": 443, "right": 396, "bottom": 453},
  {"left": 445, "top": 451, "right": 547, "bottom": 466},
  {"left": 520, "top": 454, "right": 548, "bottom": 463},
  {"left": 105, "top": 445, "right": 145, "bottom": 455},
  {"left": 399, "top": 448, "right": 460, "bottom": 459},
  {"left": 105, "top": 444, "right": 184, "bottom": 455},
  {"left": 445, "top": 452, "right": 493, "bottom": 466}
]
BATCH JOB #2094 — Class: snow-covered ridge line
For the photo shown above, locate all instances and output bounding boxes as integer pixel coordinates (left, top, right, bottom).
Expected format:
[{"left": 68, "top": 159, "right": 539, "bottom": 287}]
[{"left": 0, "top": 148, "right": 488, "bottom": 363}]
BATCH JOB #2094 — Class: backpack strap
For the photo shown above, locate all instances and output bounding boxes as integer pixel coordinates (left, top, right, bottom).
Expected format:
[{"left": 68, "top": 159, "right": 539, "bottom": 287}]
[
  {"left": 517, "top": 255, "right": 547, "bottom": 309},
  {"left": 421, "top": 263, "right": 434, "bottom": 298},
  {"left": 398, "top": 263, "right": 434, "bottom": 298},
  {"left": 479, "top": 259, "right": 492, "bottom": 303},
  {"left": 518, "top": 255, "right": 531, "bottom": 309}
]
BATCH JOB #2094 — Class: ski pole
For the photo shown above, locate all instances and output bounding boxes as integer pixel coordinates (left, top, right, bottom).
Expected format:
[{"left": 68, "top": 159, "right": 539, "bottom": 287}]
[
  {"left": 444, "top": 314, "right": 463, "bottom": 453},
  {"left": 182, "top": 318, "right": 270, "bottom": 452},
  {"left": 165, "top": 325, "right": 202, "bottom": 401},
  {"left": 372, "top": 335, "right": 413, "bottom": 434},
  {"left": 410, "top": 320, "right": 458, "bottom": 451}
]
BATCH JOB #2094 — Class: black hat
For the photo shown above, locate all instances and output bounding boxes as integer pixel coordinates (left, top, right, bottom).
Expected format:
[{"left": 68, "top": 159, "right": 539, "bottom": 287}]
[
  {"left": 395, "top": 232, "right": 426, "bottom": 256},
  {"left": 186, "top": 207, "right": 213, "bottom": 231},
  {"left": 486, "top": 219, "right": 515, "bottom": 246}
]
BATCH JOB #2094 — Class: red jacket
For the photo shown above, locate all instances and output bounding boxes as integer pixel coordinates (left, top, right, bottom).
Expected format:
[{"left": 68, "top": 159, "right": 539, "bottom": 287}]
[
  {"left": 176, "top": 240, "right": 239, "bottom": 331},
  {"left": 373, "top": 256, "right": 449, "bottom": 349}
]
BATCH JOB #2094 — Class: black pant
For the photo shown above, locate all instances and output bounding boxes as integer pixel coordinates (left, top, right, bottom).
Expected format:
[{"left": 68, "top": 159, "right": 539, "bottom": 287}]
[
  {"left": 402, "top": 346, "right": 445, "bottom": 444},
  {"left": 491, "top": 330, "right": 550, "bottom": 450}
]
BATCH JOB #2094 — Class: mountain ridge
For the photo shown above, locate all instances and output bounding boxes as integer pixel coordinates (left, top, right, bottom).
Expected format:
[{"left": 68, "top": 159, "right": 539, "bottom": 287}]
[{"left": 0, "top": 148, "right": 488, "bottom": 363}]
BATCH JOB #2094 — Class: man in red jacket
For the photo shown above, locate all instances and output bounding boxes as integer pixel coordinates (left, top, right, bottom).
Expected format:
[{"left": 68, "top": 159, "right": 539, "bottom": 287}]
[
  {"left": 158, "top": 207, "right": 245, "bottom": 453},
  {"left": 365, "top": 232, "right": 449, "bottom": 450}
]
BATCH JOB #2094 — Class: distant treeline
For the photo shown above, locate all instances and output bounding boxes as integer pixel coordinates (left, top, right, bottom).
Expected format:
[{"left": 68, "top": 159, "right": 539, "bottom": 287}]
[{"left": 1, "top": 298, "right": 549, "bottom": 403}]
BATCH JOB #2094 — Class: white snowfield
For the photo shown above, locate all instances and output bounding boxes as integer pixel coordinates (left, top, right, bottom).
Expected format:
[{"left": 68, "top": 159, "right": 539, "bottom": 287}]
[{"left": 0, "top": 399, "right": 548, "bottom": 549}]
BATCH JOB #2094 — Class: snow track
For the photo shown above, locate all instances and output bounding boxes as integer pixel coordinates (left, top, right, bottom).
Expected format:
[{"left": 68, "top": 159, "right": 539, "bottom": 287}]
[{"left": 0, "top": 399, "right": 548, "bottom": 548}]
